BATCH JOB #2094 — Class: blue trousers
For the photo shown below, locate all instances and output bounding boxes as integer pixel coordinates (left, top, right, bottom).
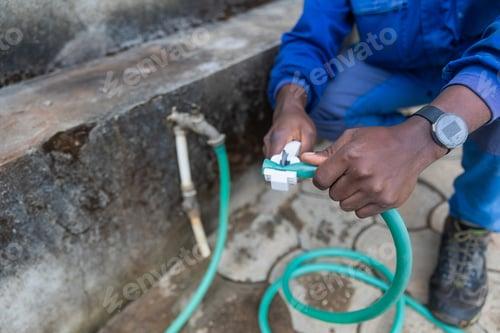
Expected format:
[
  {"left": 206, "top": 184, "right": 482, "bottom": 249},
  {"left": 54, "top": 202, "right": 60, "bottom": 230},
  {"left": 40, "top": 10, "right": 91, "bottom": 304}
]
[{"left": 310, "top": 60, "right": 500, "bottom": 231}]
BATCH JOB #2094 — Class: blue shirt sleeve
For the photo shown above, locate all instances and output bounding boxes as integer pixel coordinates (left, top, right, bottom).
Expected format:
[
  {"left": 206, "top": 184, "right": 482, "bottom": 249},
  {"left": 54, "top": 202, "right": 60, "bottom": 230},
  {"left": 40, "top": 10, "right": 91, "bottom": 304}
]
[
  {"left": 267, "top": 0, "right": 353, "bottom": 111},
  {"left": 443, "top": 16, "right": 500, "bottom": 123}
]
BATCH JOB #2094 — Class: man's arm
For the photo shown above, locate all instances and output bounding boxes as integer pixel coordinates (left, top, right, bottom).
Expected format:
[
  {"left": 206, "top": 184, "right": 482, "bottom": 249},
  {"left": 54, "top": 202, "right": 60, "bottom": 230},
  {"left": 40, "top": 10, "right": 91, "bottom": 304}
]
[
  {"left": 264, "top": 0, "right": 352, "bottom": 156},
  {"left": 431, "top": 85, "right": 491, "bottom": 132},
  {"left": 268, "top": 0, "right": 353, "bottom": 111},
  {"left": 442, "top": 16, "right": 500, "bottom": 123},
  {"left": 263, "top": 84, "right": 316, "bottom": 157}
]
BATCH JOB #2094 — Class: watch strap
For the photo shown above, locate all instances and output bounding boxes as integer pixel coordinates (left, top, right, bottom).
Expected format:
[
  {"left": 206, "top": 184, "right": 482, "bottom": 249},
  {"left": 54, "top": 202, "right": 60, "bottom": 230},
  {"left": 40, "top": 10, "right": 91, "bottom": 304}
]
[
  {"left": 412, "top": 105, "right": 451, "bottom": 154},
  {"left": 413, "top": 105, "right": 444, "bottom": 124}
]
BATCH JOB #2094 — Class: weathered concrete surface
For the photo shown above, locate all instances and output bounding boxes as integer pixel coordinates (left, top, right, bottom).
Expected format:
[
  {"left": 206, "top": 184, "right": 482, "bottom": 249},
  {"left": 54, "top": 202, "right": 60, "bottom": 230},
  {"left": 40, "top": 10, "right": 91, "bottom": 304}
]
[
  {"left": 100, "top": 147, "right": 500, "bottom": 332},
  {"left": 0, "top": 0, "right": 271, "bottom": 87},
  {"left": 0, "top": 1, "right": 302, "bottom": 333}
]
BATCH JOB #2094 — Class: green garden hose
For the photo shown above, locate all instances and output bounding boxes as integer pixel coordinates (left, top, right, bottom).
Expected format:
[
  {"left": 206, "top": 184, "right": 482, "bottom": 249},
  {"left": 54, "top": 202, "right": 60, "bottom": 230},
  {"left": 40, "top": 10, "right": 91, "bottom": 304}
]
[
  {"left": 258, "top": 211, "right": 463, "bottom": 333},
  {"left": 166, "top": 149, "right": 463, "bottom": 333},
  {"left": 165, "top": 144, "right": 230, "bottom": 333}
]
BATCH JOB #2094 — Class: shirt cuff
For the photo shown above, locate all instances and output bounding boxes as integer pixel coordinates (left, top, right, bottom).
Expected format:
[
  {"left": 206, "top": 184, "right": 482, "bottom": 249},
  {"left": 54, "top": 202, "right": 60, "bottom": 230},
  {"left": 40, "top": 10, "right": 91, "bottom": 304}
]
[
  {"left": 271, "top": 78, "right": 312, "bottom": 110},
  {"left": 443, "top": 65, "right": 499, "bottom": 123}
]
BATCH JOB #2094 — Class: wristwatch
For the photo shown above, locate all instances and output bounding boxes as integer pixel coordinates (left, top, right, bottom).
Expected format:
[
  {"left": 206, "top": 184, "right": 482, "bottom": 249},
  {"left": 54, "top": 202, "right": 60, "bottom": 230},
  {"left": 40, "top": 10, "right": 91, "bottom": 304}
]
[{"left": 412, "top": 105, "right": 468, "bottom": 150}]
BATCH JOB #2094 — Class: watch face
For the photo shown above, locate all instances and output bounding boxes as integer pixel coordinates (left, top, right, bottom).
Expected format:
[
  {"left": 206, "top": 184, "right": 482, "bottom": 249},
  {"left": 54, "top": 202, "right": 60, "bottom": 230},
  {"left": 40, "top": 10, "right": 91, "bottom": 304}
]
[{"left": 433, "top": 114, "right": 468, "bottom": 149}]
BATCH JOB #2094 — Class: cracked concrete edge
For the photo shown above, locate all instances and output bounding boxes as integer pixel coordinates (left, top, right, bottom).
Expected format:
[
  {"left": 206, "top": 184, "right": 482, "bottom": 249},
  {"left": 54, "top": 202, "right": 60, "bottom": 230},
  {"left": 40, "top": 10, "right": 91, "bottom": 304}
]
[{"left": 0, "top": 0, "right": 303, "bottom": 167}]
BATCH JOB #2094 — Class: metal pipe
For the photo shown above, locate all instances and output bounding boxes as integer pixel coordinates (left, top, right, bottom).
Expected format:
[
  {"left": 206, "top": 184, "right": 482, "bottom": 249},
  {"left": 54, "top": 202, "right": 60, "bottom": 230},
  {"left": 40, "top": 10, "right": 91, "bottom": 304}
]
[
  {"left": 174, "top": 127, "right": 195, "bottom": 193},
  {"left": 167, "top": 107, "right": 225, "bottom": 147},
  {"left": 172, "top": 124, "right": 211, "bottom": 258}
]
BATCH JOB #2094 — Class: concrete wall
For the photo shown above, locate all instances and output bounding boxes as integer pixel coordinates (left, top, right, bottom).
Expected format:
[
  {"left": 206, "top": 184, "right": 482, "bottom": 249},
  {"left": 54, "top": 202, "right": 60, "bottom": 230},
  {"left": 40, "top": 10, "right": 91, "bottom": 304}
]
[
  {"left": 0, "top": 1, "right": 302, "bottom": 332},
  {"left": 0, "top": 0, "right": 269, "bottom": 87}
]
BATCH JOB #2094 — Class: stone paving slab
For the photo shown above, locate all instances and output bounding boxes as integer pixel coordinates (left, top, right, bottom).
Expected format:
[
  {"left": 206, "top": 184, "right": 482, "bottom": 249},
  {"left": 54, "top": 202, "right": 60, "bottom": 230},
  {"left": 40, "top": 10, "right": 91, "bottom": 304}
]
[
  {"left": 291, "top": 192, "right": 373, "bottom": 250},
  {"left": 420, "top": 156, "right": 463, "bottom": 198},
  {"left": 359, "top": 307, "right": 442, "bottom": 333},
  {"left": 228, "top": 167, "right": 268, "bottom": 215},
  {"left": 479, "top": 272, "right": 500, "bottom": 332},
  {"left": 256, "top": 184, "right": 300, "bottom": 216},
  {"left": 218, "top": 213, "right": 299, "bottom": 282},
  {"left": 430, "top": 201, "right": 450, "bottom": 233},
  {"left": 397, "top": 182, "right": 444, "bottom": 231},
  {"left": 355, "top": 226, "right": 441, "bottom": 303},
  {"left": 374, "top": 182, "right": 444, "bottom": 230},
  {"left": 268, "top": 250, "right": 361, "bottom": 333},
  {"left": 489, "top": 237, "right": 500, "bottom": 272}
]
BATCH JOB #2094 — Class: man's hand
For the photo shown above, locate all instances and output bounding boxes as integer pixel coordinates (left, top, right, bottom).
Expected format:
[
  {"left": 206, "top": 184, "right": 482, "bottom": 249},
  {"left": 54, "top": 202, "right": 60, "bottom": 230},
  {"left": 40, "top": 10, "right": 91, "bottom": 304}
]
[
  {"left": 264, "top": 84, "right": 316, "bottom": 157},
  {"left": 301, "top": 117, "right": 447, "bottom": 218}
]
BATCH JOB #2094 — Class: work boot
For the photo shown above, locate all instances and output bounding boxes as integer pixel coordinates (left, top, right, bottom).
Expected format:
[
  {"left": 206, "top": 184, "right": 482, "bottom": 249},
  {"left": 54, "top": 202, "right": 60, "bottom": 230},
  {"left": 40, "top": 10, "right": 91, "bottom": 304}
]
[{"left": 428, "top": 216, "right": 490, "bottom": 328}]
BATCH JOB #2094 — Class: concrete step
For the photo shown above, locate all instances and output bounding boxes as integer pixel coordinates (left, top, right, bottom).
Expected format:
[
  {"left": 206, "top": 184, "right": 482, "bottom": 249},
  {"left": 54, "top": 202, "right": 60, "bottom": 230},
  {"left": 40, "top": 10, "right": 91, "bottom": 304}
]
[
  {"left": 0, "top": 0, "right": 273, "bottom": 88},
  {"left": 0, "top": 1, "right": 302, "bottom": 332}
]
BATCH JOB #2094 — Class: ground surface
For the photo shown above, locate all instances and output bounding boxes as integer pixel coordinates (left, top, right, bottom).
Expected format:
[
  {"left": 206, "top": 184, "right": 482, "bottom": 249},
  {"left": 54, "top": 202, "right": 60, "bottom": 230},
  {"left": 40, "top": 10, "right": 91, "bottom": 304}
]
[{"left": 100, "top": 147, "right": 500, "bottom": 333}]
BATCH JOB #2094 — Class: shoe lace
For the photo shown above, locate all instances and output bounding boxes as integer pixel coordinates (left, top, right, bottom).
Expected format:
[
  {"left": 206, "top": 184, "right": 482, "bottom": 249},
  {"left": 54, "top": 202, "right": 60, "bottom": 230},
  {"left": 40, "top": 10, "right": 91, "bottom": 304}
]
[{"left": 442, "top": 229, "right": 487, "bottom": 289}]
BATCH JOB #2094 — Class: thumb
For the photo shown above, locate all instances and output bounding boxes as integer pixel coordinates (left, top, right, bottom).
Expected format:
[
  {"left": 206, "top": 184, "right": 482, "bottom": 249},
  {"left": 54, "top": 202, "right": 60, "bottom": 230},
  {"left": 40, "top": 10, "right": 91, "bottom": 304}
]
[
  {"left": 301, "top": 150, "right": 329, "bottom": 165},
  {"left": 301, "top": 137, "right": 350, "bottom": 165},
  {"left": 301, "top": 131, "right": 353, "bottom": 165}
]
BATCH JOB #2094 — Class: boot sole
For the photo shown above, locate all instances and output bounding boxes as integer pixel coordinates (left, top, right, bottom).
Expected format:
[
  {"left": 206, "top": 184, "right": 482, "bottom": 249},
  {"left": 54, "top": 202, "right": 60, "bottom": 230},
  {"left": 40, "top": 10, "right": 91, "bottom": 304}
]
[{"left": 431, "top": 309, "right": 481, "bottom": 328}]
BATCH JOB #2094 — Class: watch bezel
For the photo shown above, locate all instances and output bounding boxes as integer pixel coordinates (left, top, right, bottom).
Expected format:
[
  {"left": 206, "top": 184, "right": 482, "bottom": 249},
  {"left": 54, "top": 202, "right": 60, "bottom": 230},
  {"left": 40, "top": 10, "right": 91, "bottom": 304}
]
[{"left": 431, "top": 113, "right": 468, "bottom": 149}]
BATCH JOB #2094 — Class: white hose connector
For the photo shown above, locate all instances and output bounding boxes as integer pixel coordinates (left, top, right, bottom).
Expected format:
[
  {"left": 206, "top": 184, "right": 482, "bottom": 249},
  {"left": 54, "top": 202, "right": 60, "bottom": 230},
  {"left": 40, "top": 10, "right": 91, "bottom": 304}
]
[{"left": 172, "top": 125, "right": 211, "bottom": 258}]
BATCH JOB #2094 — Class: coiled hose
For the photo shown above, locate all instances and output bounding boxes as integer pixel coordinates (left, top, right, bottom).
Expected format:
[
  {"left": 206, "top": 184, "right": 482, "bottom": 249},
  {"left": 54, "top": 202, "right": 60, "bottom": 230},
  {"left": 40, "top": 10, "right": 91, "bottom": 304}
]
[{"left": 166, "top": 145, "right": 463, "bottom": 333}]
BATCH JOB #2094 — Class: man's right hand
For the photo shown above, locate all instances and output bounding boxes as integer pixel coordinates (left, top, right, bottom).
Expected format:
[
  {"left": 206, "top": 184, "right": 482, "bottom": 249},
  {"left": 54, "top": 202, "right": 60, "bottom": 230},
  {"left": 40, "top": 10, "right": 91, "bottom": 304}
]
[{"left": 263, "top": 84, "right": 317, "bottom": 157}]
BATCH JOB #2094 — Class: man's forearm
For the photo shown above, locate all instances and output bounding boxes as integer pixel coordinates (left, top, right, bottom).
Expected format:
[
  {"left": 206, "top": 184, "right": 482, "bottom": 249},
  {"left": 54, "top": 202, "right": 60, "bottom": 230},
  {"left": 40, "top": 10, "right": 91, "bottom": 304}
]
[
  {"left": 431, "top": 85, "right": 492, "bottom": 132},
  {"left": 400, "top": 84, "right": 493, "bottom": 165},
  {"left": 264, "top": 83, "right": 317, "bottom": 156},
  {"left": 274, "top": 84, "right": 308, "bottom": 120}
]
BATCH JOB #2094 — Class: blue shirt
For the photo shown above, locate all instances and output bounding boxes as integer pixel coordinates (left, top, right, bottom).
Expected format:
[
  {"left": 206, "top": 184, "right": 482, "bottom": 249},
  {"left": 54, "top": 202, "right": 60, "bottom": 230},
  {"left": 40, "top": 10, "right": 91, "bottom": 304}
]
[{"left": 268, "top": 0, "right": 500, "bottom": 122}]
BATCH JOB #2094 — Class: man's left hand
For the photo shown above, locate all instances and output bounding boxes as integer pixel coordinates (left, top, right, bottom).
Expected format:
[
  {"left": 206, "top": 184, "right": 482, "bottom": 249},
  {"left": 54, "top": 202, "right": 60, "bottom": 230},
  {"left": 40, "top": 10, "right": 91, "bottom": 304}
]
[{"left": 301, "top": 118, "right": 447, "bottom": 218}]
